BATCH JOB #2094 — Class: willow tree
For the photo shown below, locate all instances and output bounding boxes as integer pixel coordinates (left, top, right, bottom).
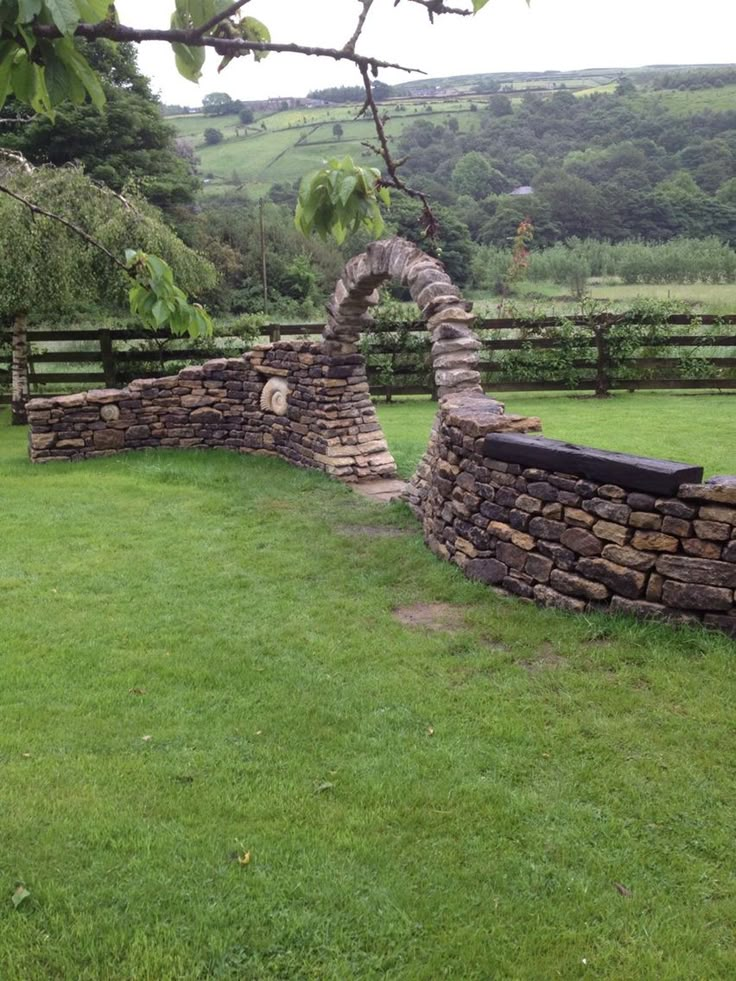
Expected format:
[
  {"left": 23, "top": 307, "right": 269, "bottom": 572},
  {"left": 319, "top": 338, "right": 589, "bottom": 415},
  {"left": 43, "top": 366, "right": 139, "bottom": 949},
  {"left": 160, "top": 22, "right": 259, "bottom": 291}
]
[{"left": 0, "top": 160, "right": 217, "bottom": 423}]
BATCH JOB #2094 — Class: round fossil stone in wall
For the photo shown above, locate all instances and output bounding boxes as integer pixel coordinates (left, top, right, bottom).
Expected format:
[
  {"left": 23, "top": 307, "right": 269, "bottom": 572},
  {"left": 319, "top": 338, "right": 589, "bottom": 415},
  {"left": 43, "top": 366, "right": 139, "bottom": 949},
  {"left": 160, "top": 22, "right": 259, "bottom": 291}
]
[
  {"left": 260, "top": 377, "right": 289, "bottom": 416},
  {"left": 100, "top": 404, "right": 120, "bottom": 422}
]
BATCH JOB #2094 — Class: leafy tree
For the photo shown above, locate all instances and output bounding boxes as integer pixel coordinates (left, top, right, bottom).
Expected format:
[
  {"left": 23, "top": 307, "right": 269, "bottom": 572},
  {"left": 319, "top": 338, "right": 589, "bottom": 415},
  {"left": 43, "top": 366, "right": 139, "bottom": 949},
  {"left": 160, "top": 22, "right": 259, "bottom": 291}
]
[
  {"left": 3, "top": 41, "right": 198, "bottom": 209},
  {"left": 332, "top": 123, "right": 344, "bottom": 140},
  {"left": 204, "top": 127, "right": 223, "bottom": 145},
  {"left": 0, "top": 164, "right": 216, "bottom": 319},
  {"left": 238, "top": 107, "right": 254, "bottom": 125},
  {"left": 203, "top": 92, "right": 234, "bottom": 114}
]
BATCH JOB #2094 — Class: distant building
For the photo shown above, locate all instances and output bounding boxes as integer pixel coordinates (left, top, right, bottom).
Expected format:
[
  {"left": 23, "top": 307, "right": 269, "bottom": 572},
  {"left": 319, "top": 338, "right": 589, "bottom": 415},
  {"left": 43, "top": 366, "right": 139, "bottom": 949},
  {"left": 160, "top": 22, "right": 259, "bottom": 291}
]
[{"left": 509, "top": 185, "right": 534, "bottom": 196}]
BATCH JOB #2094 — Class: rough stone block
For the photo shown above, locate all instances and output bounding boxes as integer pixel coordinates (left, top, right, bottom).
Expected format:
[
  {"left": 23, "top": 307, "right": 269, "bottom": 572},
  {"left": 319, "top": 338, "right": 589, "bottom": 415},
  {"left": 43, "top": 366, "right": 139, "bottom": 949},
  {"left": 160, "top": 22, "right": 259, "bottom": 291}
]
[
  {"left": 533, "top": 584, "right": 586, "bottom": 613},
  {"left": 591, "top": 520, "right": 629, "bottom": 546},
  {"left": 576, "top": 557, "right": 646, "bottom": 599},
  {"left": 465, "top": 558, "right": 508, "bottom": 585},
  {"left": 662, "top": 581, "right": 733, "bottom": 611},
  {"left": 693, "top": 520, "right": 730, "bottom": 541},
  {"left": 560, "top": 527, "right": 603, "bottom": 556},
  {"left": 93, "top": 429, "right": 124, "bottom": 450},
  {"left": 601, "top": 544, "right": 657, "bottom": 571},
  {"left": 655, "top": 555, "right": 736, "bottom": 589},
  {"left": 630, "top": 531, "right": 679, "bottom": 553},
  {"left": 550, "top": 569, "right": 609, "bottom": 601}
]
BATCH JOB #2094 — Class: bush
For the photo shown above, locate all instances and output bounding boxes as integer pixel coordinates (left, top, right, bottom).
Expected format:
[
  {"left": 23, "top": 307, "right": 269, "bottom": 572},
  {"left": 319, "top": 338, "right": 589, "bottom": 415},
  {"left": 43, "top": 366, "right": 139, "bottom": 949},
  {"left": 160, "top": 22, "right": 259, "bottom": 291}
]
[{"left": 204, "top": 128, "right": 224, "bottom": 146}]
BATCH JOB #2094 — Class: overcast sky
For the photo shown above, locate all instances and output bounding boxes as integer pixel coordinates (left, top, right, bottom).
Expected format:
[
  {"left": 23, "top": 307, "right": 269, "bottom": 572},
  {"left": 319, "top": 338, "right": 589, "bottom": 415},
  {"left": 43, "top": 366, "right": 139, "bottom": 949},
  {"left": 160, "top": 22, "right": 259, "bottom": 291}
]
[{"left": 116, "top": 0, "right": 735, "bottom": 105}]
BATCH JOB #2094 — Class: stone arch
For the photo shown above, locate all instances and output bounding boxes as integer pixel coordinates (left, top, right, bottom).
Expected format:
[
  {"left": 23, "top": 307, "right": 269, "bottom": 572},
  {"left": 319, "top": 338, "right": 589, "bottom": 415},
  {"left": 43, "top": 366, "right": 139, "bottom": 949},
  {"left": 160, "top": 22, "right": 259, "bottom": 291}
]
[{"left": 321, "top": 236, "right": 483, "bottom": 399}]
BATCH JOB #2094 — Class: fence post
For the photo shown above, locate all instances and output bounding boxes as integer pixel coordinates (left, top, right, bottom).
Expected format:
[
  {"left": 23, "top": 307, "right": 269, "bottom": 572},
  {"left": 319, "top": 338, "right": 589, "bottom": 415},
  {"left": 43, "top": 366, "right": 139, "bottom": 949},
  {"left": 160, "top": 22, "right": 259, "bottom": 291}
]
[
  {"left": 99, "top": 329, "right": 116, "bottom": 389},
  {"left": 594, "top": 321, "right": 611, "bottom": 398},
  {"left": 11, "top": 313, "right": 29, "bottom": 425},
  {"left": 269, "top": 325, "right": 281, "bottom": 343}
]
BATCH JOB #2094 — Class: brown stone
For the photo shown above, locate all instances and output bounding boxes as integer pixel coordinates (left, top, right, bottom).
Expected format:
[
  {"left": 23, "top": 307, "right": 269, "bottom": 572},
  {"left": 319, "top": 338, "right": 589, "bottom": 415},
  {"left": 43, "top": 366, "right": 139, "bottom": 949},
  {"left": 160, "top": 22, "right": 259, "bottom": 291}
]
[
  {"left": 126, "top": 425, "right": 151, "bottom": 441},
  {"left": 560, "top": 527, "right": 603, "bottom": 556},
  {"left": 515, "top": 494, "right": 544, "bottom": 514},
  {"left": 591, "top": 520, "right": 629, "bottom": 546},
  {"left": 576, "top": 557, "right": 646, "bottom": 598},
  {"left": 662, "top": 581, "right": 733, "bottom": 611},
  {"left": 465, "top": 558, "right": 508, "bottom": 585},
  {"left": 724, "top": 541, "right": 736, "bottom": 563},
  {"left": 190, "top": 407, "right": 224, "bottom": 424},
  {"left": 525, "top": 553, "right": 553, "bottom": 583},
  {"left": 655, "top": 555, "right": 736, "bottom": 589},
  {"left": 699, "top": 505, "right": 736, "bottom": 525},
  {"left": 93, "top": 429, "right": 124, "bottom": 450},
  {"left": 629, "top": 512, "right": 662, "bottom": 530},
  {"left": 655, "top": 498, "right": 696, "bottom": 519},
  {"left": 487, "top": 521, "right": 514, "bottom": 543},
  {"left": 533, "top": 584, "right": 586, "bottom": 613},
  {"left": 598, "top": 484, "right": 627, "bottom": 500},
  {"left": 537, "top": 541, "right": 576, "bottom": 571},
  {"left": 583, "top": 498, "right": 631, "bottom": 524},
  {"left": 682, "top": 538, "right": 722, "bottom": 560},
  {"left": 31, "top": 432, "right": 56, "bottom": 450},
  {"left": 630, "top": 531, "right": 678, "bottom": 553},
  {"left": 661, "top": 516, "right": 691, "bottom": 537},
  {"left": 528, "top": 516, "right": 566, "bottom": 541},
  {"left": 678, "top": 477, "right": 736, "bottom": 506},
  {"left": 550, "top": 569, "right": 609, "bottom": 601},
  {"left": 510, "top": 531, "right": 536, "bottom": 551},
  {"left": 692, "top": 520, "right": 730, "bottom": 542},
  {"left": 56, "top": 438, "right": 85, "bottom": 449},
  {"left": 610, "top": 596, "right": 673, "bottom": 621},
  {"left": 497, "top": 542, "right": 527, "bottom": 570},
  {"left": 646, "top": 573, "right": 664, "bottom": 602},
  {"left": 564, "top": 507, "right": 595, "bottom": 529},
  {"left": 601, "top": 545, "right": 657, "bottom": 571}
]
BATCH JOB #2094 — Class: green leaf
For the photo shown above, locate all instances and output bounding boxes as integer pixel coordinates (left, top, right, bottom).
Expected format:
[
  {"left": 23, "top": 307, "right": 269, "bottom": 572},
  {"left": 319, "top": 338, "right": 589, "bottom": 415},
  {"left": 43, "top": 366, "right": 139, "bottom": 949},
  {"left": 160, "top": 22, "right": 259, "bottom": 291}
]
[
  {"left": 239, "top": 16, "right": 270, "bottom": 61},
  {"left": 44, "top": 0, "right": 81, "bottom": 34},
  {"left": 76, "top": 0, "right": 113, "bottom": 18},
  {"left": 472, "top": 0, "right": 491, "bottom": 10},
  {"left": 12, "top": 885, "right": 30, "bottom": 909},
  {"left": 0, "top": 43, "right": 14, "bottom": 109},
  {"left": 16, "top": 0, "right": 43, "bottom": 23},
  {"left": 55, "top": 38, "right": 105, "bottom": 109}
]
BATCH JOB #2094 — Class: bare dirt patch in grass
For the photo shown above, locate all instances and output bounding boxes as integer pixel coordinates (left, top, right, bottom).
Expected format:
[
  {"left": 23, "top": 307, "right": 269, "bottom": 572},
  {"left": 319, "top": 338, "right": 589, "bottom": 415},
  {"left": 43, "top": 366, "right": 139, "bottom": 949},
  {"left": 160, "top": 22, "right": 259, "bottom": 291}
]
[
  {"left": 393, "top": 602, "right": 467, "bottom": 631},
  {"left": 517, "top": 641, "right": 569, "bottom": 673}
]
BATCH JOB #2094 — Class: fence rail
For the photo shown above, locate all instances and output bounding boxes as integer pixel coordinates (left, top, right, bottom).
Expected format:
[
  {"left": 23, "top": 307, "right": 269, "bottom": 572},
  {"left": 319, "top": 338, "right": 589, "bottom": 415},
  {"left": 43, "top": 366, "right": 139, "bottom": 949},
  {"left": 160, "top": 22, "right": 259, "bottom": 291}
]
[{"left": 3, "top": 314, "right": 736, "bottom": 406}]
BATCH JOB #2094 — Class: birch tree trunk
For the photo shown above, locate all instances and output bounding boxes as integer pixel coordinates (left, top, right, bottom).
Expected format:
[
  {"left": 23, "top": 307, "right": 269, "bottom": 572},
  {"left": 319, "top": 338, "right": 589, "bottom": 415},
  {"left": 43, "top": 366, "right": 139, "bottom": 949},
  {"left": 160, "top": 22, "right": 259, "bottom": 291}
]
[{"left": 11, "top": 312, "right": 29, "bottom": 426}]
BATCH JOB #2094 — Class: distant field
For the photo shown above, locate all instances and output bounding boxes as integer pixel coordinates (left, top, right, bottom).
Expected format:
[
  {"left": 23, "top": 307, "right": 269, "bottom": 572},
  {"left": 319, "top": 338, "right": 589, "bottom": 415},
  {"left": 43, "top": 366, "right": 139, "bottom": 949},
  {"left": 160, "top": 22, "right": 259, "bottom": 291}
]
[
  {"left": 470, "top": 281, "right": 736, "bottom": 318},
  {"left": 643, "top": 84, "right": 736, "bottom": 114}
]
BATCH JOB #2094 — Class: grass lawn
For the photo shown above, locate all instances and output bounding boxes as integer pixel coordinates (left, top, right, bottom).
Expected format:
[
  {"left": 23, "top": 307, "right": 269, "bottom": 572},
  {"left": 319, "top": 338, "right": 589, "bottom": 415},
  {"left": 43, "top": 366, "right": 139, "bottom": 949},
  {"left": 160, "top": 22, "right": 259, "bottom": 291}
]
[{"left": 1, "top": 399, "right": 735, "bottom": 979}]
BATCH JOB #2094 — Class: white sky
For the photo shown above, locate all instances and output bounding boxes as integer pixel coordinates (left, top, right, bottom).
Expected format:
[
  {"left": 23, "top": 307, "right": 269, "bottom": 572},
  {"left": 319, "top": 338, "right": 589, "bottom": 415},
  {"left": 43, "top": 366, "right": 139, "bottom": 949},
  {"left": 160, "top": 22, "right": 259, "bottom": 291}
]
[{"left": 117, "top": 0, "right": 735, "bottom": 105}]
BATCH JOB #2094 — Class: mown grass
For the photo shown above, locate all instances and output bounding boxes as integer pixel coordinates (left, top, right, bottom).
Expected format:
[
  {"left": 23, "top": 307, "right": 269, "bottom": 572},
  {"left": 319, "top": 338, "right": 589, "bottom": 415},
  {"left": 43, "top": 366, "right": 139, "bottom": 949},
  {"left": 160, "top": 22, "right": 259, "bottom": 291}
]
[{"left": 1, "top": 404, "right": 735, "bottom": 979}]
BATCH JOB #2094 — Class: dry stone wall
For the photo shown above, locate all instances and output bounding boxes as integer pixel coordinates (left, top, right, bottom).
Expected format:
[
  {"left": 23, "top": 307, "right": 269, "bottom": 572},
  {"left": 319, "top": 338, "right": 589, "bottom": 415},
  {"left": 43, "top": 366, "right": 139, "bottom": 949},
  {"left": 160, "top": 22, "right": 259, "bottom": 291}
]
[
  {"left": 27, "top": 342, "right": 396, "bottom": 481},
  {"left": 408, "top": 393, "right": 736, "bottom": 637}
]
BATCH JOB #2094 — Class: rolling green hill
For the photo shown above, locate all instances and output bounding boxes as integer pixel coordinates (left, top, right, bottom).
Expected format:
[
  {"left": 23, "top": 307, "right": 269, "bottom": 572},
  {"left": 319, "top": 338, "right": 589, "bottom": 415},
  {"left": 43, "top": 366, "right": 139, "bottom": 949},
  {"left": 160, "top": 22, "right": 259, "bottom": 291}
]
[{"left": 171, "top": 65, "right": 735, "bottom": 201}]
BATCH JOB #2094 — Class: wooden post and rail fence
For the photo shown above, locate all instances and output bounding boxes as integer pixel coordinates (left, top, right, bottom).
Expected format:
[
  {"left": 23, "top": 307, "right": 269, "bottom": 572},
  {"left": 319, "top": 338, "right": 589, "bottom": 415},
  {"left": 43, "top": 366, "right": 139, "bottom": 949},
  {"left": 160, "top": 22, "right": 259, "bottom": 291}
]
[{"left": 2, "top": 314, "right": 736, "bottom": 424}]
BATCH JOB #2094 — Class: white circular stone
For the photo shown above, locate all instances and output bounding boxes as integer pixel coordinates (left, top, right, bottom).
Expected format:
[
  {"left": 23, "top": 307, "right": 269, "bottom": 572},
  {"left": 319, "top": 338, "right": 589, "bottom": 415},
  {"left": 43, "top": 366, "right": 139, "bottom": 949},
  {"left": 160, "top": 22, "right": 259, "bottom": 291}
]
[
  {"left": 260, "top": 378, "right": 289, "bottom": 416},
  {"left": 100, "top": 404, "right": 120, "bottom": 422}
]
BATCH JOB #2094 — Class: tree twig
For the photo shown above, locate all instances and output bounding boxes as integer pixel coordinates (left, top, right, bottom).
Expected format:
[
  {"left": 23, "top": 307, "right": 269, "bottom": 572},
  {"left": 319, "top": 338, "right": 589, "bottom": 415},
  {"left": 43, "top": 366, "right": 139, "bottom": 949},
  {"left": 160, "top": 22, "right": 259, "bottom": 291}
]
[
  {"left": 194, "top": 0, "right": 251, "bottom": 36},
  {"left": 358, "top": 64, "right": 439, "bottom": 235},
  {"left": 344, "top": 0, "right": 375, "bottom": 54}
]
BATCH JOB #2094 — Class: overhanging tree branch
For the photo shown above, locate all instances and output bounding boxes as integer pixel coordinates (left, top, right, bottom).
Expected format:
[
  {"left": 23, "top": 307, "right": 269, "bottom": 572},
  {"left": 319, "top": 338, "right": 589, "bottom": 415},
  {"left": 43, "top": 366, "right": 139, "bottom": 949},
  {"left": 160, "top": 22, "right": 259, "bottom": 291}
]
[{"left": 23, "top": 21, "right": 425, "bottom": 76}]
